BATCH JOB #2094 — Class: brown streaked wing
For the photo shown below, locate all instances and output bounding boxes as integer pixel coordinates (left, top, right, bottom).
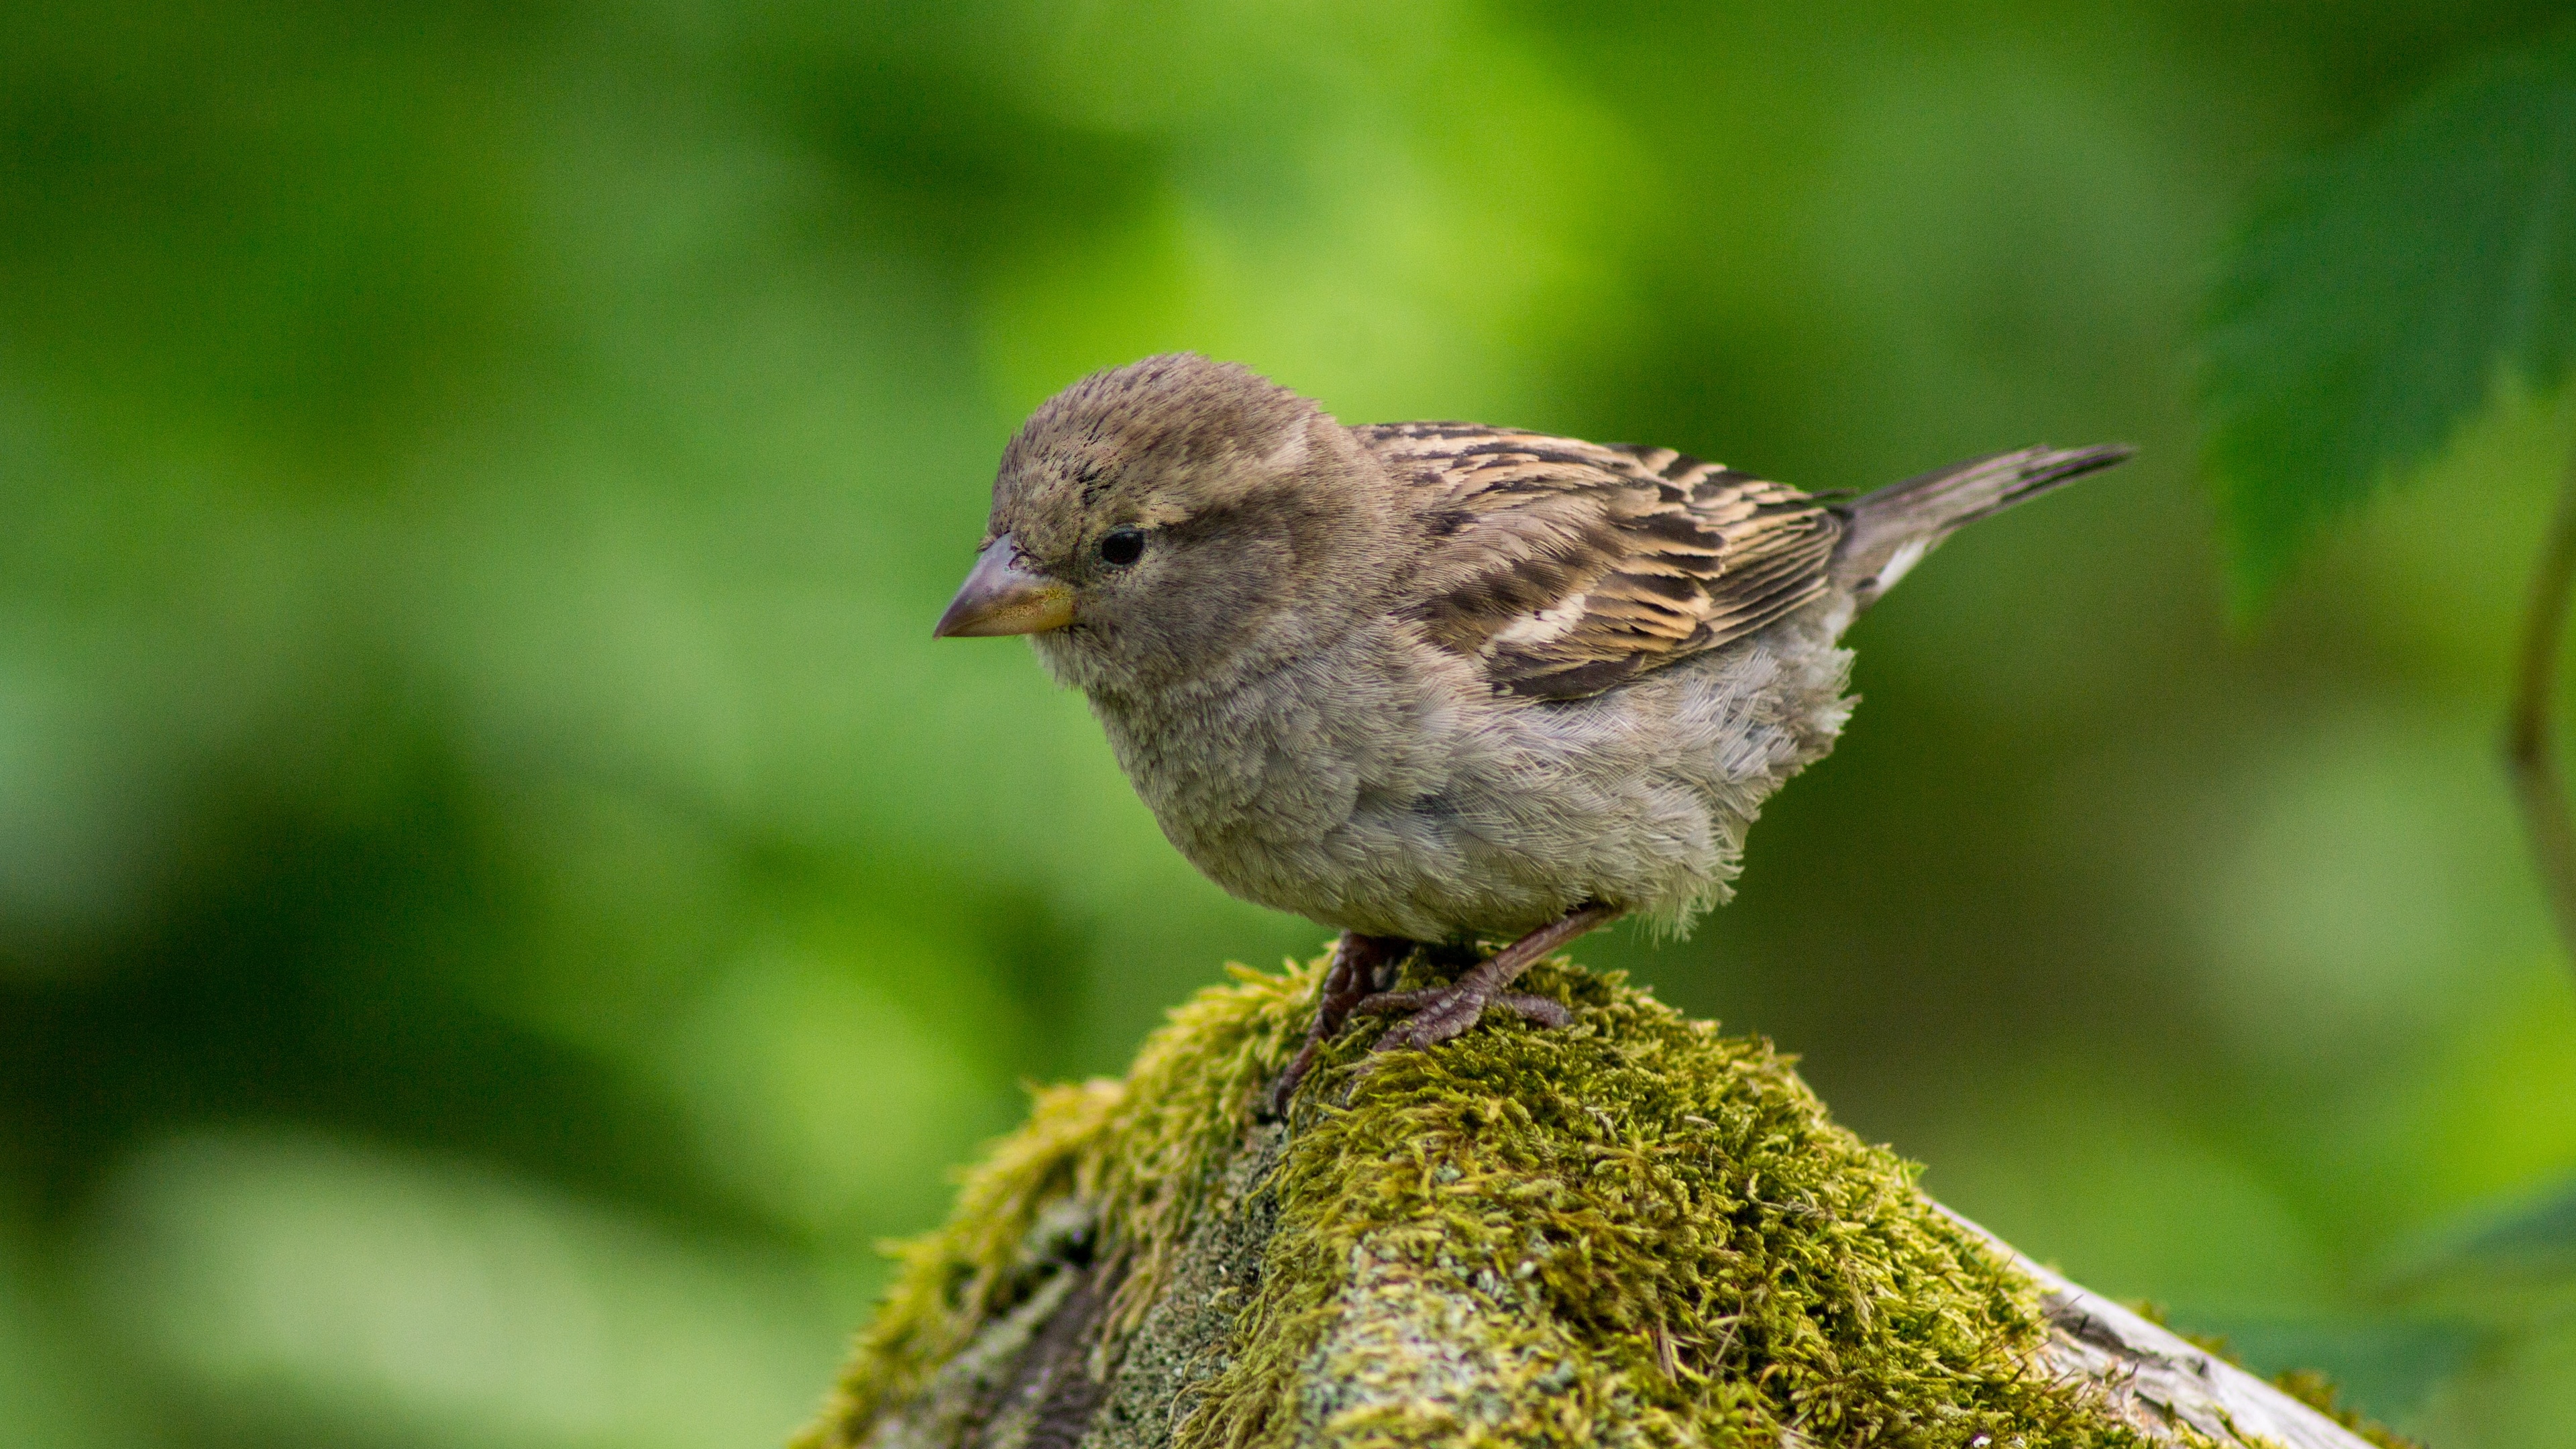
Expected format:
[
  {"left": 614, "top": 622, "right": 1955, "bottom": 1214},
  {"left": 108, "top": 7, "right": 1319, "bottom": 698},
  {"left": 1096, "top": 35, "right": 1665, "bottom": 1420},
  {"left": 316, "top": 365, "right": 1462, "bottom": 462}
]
[{"left": 1354, "top": 426, "right": 1843, "bottom": 701}]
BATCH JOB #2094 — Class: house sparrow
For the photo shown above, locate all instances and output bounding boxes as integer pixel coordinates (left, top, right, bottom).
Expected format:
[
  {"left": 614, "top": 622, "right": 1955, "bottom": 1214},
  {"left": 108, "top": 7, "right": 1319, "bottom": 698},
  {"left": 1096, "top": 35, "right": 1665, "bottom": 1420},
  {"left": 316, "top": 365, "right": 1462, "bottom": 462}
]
[{"left": 934, "top": 354, "right": 2130, "bottom": 1108}]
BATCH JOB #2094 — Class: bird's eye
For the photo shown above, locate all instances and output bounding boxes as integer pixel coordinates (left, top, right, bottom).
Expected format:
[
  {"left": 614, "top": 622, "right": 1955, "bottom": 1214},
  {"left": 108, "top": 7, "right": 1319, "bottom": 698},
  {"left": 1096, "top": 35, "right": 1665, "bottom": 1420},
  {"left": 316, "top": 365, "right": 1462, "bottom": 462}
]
[{"left": 1098, "top": 528, "right": 1145, "bottom": 568}]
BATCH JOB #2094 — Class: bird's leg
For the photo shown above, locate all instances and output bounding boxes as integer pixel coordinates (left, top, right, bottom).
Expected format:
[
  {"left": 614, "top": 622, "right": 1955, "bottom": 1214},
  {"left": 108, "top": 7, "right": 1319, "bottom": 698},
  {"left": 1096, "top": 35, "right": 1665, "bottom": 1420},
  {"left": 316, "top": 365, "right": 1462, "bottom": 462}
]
[
  {"left": 1269, "top": 931, "right": 1408, "bottom": 1114},
  {"left": 1350, "top": 904, "right": 1623, "bottom": 1055}
]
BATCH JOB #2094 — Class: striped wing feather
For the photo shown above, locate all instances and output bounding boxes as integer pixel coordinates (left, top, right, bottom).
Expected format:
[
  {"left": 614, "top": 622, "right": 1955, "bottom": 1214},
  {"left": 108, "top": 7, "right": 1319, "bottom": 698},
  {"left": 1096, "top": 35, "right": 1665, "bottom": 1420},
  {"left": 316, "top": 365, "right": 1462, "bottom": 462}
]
[{"left": 1356, "top": 423, "right": 1843, "bottom": 701}]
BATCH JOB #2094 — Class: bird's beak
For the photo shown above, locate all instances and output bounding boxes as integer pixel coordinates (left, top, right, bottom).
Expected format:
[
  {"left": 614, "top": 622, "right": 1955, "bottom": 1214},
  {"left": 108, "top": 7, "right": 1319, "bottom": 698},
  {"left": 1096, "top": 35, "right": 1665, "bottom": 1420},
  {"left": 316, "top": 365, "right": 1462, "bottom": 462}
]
[{"left": 932, "top": 535, "right": 1075, "bottom": 638}]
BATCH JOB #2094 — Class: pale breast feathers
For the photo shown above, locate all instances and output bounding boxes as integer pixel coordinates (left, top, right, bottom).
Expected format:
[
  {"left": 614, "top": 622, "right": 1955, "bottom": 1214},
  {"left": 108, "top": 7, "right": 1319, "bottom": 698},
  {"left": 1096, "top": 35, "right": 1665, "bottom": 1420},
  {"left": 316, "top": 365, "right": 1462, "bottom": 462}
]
[{"left": 1354, "top": 424, "right": 1844, "bottom": 701}]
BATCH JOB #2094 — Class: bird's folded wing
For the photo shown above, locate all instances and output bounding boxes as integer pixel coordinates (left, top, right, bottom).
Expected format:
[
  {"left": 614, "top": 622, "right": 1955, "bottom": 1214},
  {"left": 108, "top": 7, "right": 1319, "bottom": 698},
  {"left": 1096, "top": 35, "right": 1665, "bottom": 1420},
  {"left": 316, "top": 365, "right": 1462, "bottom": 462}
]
[{"left": 1356, "top": 424, "right": 1843, "bottom": 701}]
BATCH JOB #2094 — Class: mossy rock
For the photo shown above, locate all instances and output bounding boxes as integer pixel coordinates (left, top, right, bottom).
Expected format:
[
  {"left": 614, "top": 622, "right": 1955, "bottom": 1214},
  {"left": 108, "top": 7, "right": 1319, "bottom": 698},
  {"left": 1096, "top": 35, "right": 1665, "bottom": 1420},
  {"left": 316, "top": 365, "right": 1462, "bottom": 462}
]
[{"left": 797, "top": 956, "right": 2379, "bottom": 1449}]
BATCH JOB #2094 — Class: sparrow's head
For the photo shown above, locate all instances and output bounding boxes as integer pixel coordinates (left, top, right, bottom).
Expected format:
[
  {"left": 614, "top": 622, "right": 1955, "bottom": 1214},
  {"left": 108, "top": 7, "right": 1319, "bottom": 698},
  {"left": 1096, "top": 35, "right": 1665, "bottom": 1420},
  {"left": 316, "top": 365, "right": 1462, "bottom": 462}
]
[{"left": 934, "top": 353, "right": 1377, "bottom": 692}]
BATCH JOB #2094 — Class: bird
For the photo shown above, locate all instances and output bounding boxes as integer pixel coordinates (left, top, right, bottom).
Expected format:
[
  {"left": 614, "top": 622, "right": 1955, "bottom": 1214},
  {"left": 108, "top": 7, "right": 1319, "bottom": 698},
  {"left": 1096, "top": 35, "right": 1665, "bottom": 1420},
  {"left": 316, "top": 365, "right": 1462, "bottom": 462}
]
[{"left": 932, "top": 353, "right": 2131, "bottom": 1110}]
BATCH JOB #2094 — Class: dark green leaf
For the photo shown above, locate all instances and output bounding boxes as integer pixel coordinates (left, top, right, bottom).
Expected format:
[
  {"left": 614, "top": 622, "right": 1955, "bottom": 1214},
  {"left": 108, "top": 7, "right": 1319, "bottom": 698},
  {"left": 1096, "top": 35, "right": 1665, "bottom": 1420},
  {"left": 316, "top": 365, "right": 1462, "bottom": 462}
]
[
  {"left": 2383, "top": 1174, "right": 2576, "bottom": 1324},
  {"left": 2203, "top": 25, "right": 2576, "bottom": 607},
  {"left": 2428, "top": 1173, "right": 2576, "bottom": 1276}
]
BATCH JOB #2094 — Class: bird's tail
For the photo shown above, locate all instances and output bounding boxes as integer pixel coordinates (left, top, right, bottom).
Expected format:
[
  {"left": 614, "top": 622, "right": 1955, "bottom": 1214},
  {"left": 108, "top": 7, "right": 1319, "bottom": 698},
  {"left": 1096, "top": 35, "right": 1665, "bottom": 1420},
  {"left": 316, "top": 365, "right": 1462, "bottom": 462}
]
[{"left": 1829, "top": 443, "right": 2133, "bottom": 610}]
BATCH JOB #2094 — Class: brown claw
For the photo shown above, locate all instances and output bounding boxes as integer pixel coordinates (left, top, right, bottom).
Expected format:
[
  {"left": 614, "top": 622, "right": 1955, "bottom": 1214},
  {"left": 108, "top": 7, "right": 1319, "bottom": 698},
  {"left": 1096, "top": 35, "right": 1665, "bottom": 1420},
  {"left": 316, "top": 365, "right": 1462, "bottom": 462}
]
[
  {"left": 1284, "top": 906, "right": 1622, "bottom": 1109},
  {"left": 1360, "top": 984, "right": 1569, "bottom": 1053},
  {"left": 1270, "top": 932, "right": 1408, "bottom": 1115},
  {"left": 1493, "top": 990, "right": 1572, "bottom": 1028},
  {"left": 1342, "top": 904, "right": 1621, "bottom": 1095},
  {"left": 1349, "top": 987, "right": 1442, "bottom": 1018}
]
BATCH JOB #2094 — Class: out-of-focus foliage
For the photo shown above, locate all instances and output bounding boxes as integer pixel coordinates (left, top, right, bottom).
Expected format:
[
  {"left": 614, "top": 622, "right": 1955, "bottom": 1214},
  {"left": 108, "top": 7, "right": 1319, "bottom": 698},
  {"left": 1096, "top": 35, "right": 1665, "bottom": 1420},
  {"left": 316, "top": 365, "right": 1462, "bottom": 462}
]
[
  {"left": 1, "top": 3, "right": 2572, "bottom": 1447},
  {"left": 2197, "top": 17, "right": 2576, "bottom": 1405},
  {"left": 2203, "top": 22, "right": 2576, "bottom": 604}
]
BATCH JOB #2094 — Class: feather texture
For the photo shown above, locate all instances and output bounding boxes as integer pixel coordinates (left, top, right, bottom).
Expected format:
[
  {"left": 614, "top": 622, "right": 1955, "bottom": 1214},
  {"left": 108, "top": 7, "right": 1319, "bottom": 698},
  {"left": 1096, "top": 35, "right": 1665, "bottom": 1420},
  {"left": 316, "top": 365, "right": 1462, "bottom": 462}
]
[{"left": 1356, "top": 424, "right": 1843, "bottom": 700}]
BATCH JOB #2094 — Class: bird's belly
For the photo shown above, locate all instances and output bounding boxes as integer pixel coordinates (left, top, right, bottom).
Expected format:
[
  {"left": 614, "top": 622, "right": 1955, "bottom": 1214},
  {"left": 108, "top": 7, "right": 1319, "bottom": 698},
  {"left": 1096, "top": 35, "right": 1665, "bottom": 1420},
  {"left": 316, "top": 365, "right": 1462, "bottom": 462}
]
[
  {"left": 1167, "top": 748, "right": 1737, "bottom": 944},
  {"left": 1104, "top": 635, "right": 1852, "bottom": 945},
  {"left": 1208, "top": 802, "right": 1572, "bottom": 942}
]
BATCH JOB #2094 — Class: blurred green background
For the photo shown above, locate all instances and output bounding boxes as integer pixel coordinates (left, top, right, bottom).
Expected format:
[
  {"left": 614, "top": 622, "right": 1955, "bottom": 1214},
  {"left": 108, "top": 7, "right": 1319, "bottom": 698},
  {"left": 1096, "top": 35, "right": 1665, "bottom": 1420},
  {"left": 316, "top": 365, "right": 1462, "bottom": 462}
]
[{"left": 5, "top": 1, "right": 2575, "bottom": 1444}]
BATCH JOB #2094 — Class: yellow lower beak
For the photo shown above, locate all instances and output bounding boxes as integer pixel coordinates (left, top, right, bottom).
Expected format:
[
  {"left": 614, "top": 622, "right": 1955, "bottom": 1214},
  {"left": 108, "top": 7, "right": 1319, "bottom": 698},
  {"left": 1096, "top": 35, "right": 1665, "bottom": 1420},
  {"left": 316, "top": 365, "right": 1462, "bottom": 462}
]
[{"left": 932, "top": 535, "right": 1075, "bottom": 638}]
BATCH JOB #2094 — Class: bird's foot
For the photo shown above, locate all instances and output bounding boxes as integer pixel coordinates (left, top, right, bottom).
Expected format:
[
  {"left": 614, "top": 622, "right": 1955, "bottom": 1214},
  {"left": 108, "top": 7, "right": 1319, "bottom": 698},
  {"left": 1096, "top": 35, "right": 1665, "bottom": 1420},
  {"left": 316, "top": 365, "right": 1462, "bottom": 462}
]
[
  {"left": 1348, "top": 902, "right": 1623, "bottom": 1073},
  {"left": 1271, "top": 906, "right": 1623, "bottom": 1110},
  {"left": 1270, "top": 931, "right": 1407, "bottom": 1115},
  {"left": 1351, "top": 983, "right": 1570, "bottom": 1051}
]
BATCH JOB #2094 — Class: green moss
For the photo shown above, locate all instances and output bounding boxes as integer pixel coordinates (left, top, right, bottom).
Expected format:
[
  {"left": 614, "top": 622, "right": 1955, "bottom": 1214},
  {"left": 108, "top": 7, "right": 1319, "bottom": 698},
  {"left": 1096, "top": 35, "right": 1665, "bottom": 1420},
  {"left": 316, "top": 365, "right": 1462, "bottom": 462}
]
[
  {"left": 2265, "top": 1371, "right": 2420, "bottom": 1449},
  {"left": 800, "top": 955, "right": 2157, "bottom": 1448}
]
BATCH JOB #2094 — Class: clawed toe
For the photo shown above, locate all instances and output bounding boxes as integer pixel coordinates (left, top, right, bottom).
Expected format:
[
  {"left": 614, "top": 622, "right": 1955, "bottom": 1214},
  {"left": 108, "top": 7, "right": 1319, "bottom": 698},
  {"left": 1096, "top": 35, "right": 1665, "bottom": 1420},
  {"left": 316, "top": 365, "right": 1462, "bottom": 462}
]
[
  {"left": 1276, "top": 907, "right": 1620, "bottom": 1110},
  {"left": 1348, "top": 987, "right": 1442, "bottom": 1018},
  {"left": 1271, "top": 932, "right": 1409, "bottom": 1114},
  {"left": 1356, "top": 982, "right": 1570, "bottom": 1054},
  {"left": 1362, "top": 989, "right": 1480, "bottom": 1054},
  {"left": 1493, "top": 990, "right": 1570, "bottom": 1029}
]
